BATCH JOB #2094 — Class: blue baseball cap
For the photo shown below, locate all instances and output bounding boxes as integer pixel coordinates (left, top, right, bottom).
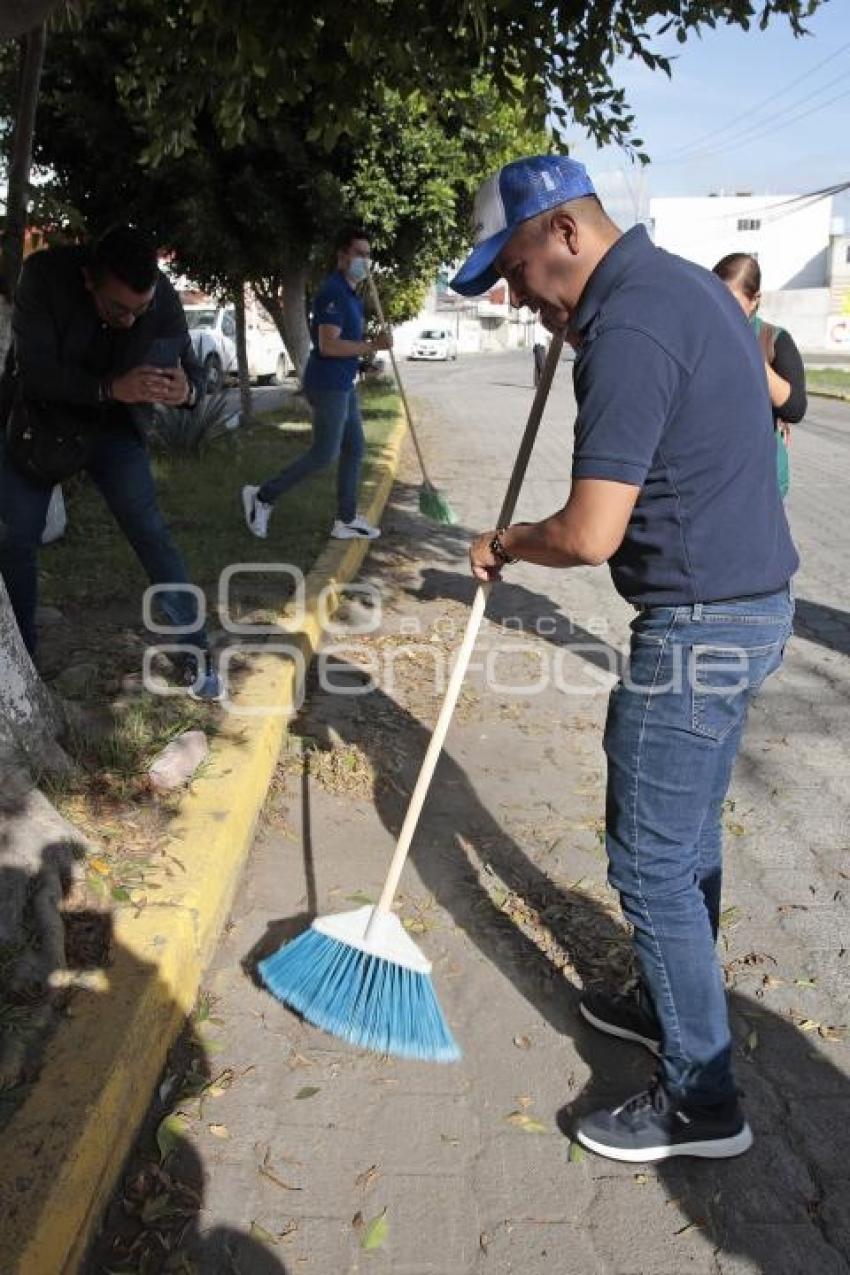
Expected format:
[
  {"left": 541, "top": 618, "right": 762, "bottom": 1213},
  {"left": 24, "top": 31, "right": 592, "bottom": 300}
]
[{"left": 450, "top": 155, "right": 596, "bottom": 297}]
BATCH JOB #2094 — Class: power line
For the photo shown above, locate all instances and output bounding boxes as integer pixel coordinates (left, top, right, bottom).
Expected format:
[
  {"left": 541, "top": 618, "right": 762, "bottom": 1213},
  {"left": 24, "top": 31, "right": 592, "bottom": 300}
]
[
  {"left": 654, "top": 83, "right": 850, "bottom": 169},
  {"left": 662, "top": 64, "right": 848, "bottom": 166},
  {"left": 650, "top": 180, "right": 850, "bottom": 228},
  {"left": 700, "top": 84, "right": 850, "bottom": 163},
  {"left": 660, "top": 38, "right": 850, "bottom": 161},
  {"left": 656, "top": 71, "right": 850, "bottom": 167},
  {"left": 703, "top": 182, "right": 849, "bottom": 220},
  {"left": 748, "top": 183, "right": 850, "bottom": 227}
]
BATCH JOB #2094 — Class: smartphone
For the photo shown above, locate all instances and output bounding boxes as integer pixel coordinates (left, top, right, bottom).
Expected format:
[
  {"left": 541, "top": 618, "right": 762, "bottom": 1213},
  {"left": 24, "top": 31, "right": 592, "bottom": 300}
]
[{"left": 146, "top": 336, "right": 185, "bottom": 369}]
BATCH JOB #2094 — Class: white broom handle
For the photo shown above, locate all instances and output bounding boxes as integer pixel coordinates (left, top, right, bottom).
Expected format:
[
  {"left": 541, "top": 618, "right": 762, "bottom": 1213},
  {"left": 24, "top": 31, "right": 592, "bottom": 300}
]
[
  {"left": 371, "top": 583, "right": 488, "bottom": 921},
  {"left": 365, "top": 268, "right": 433, "bottom": 485},
  {"left": 369, "top": 330, "right": 566, "bottom": 926}
]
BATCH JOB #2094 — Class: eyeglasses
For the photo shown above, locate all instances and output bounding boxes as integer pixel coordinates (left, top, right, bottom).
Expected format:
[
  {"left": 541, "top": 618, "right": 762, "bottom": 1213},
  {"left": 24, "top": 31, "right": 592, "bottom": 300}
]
[{"left": 96, "top": 290, "right": 155, "bottom": 323}]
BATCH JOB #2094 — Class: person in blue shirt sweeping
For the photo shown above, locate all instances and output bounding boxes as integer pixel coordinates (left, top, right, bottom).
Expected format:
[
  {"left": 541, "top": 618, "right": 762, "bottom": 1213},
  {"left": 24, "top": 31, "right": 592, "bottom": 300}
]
[
  {"left": 242, "top": 226, "right": 392, "bottom": 541},
  {"left": 454, "top": 155, "right": 797, "bottom": 1165}
]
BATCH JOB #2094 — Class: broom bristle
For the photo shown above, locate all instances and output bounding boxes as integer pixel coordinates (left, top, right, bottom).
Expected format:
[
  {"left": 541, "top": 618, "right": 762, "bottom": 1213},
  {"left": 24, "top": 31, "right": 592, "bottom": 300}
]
[
  {"left": 419, "top": 482, "right": 458, "bottom": 526},
  {"left": 259, "top": 927, "right": 460, "bottom": 1062}
]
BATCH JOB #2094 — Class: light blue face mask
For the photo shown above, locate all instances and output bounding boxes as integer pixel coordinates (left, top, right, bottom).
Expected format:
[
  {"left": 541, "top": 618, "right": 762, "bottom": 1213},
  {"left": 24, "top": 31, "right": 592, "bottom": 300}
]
[{"left": 347, "top": 255, "right": 370, "bottom": 284}]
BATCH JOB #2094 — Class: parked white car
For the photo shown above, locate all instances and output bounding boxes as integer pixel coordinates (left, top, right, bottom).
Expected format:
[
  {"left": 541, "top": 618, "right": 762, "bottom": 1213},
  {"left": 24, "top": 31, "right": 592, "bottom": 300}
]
[
  {"left": 408, "top": 327, "right": 458, "bottom": 361},
  {"left": 184, "top": 304, "right": 293, "bottom": 392}
]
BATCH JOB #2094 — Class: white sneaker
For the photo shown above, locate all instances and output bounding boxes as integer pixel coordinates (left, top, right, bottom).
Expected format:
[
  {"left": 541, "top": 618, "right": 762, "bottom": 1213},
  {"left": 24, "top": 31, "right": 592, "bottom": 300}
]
[
  {"left": 331, "top": 516, "right": 381, "bottom": 540},
  {"left": 242, "top": 485, "right": 272, "bottom": 539}
]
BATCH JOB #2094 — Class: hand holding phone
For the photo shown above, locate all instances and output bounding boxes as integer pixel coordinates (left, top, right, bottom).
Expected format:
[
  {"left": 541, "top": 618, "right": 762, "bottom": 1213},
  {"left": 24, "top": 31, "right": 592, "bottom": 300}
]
[
  {"left": 145, "top": 336, "right": 185, "bottom": 368},
  {"left": 111, "top": 366, "right": 170, "bottom": 404},
  {"left": 111, "top": 364, "right": 189, "bottom": 405},
  {"left": 154, "top": 366, "right": 191, "bottom": 405}
]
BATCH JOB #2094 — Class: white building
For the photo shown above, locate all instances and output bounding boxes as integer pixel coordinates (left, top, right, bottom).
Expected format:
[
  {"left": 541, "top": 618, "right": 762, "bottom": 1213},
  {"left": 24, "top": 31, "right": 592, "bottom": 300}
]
[
  {"left": 650, "top": 193, "right": 833, "bottom": 291},
  {"left": 649, "top": 193, "right": 847, "bottom": 351},
  {"left": 393, "top": 279, "right": 535, "bottom": 358}
]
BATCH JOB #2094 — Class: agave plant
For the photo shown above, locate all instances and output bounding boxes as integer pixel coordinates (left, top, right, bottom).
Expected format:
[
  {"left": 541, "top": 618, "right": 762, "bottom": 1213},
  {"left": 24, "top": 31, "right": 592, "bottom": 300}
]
[{"left": 149, "top": 391, "right": 239, "bottom": 457}]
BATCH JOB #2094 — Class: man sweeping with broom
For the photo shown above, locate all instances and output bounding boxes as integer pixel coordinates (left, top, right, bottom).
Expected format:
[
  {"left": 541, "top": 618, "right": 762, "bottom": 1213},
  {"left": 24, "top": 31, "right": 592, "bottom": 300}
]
[{"left": 453, "top": 155, "right": 797, "bottom": 1163}]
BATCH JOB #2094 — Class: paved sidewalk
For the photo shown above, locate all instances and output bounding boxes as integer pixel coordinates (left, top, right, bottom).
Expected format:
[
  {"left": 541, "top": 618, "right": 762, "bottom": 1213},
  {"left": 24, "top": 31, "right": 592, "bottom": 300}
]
[{"left": 88, "top": 352, "right": 850, "bottom": 1274}]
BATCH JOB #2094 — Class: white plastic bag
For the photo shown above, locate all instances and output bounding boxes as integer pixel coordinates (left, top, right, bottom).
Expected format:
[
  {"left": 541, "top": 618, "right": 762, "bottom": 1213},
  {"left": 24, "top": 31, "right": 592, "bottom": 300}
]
[{"left": 40, "top": 485, "right": 67, "bottom": 545}]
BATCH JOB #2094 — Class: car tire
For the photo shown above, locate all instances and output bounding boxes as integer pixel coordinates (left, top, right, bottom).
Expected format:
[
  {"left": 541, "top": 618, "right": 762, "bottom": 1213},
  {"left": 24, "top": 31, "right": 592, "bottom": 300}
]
[{"left": 203, "top": 353, "right": 223, "bottom": 394}]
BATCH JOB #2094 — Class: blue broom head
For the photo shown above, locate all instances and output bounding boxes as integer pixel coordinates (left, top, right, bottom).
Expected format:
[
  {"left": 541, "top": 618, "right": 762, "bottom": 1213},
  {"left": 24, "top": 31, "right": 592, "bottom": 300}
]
[{"left": 258, "top": 906, "right": 460, "bottom": 1063}]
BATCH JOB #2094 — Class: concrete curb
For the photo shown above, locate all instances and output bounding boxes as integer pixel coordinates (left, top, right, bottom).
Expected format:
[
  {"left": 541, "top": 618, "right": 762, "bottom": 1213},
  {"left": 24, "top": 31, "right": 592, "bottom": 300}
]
[
  {"left": 0, "top": 412, "right": 408, "bottom": 1275},
  {"left": 808, "top": 388, "right": 850, "bottom": 403}
]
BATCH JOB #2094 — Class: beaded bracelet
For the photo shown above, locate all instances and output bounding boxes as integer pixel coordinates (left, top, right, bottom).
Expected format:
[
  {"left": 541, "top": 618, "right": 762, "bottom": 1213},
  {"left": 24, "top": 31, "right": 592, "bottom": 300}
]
[{"left": 490, "top": 528, "right": 518, "bottom": 565}]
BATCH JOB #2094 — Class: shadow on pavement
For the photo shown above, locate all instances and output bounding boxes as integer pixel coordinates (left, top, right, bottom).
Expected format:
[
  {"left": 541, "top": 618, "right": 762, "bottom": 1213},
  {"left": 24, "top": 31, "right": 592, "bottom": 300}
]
[
  {"left": 410, "top": 564, "right": 624, "bottom": 678},
  {"left": 243, "top": 752, "right": 318, "bottom": 982},
  {"left": 255, "top": 661, "right": 849, "bottom": 1273},
  {"left": 359, "top": 487, "right": 623, "bottom": 689},
  {"left": 794, "top": 597, "right": 850, "bottom": 658},
  {"left": 0, "top": 855, "right": 289, "bottom": 1274}
]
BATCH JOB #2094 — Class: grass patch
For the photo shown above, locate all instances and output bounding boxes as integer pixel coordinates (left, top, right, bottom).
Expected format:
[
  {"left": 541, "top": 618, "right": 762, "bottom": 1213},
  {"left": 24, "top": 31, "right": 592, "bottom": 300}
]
[
  {"left": 57, "top": 696, "right": 215, "bottom": 788},
  {"left": 41, "top": 386, "right": 400, "bottom": 616},
  {"left": 34, "top": 384, "right": 400, "bottom": 837},
  {"left": 805, "top": 367, "right": 850, "bottom": 397}
]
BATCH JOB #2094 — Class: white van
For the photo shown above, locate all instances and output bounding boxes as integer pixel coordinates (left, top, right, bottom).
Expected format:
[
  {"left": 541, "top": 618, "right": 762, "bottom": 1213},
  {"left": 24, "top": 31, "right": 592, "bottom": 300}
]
[{"left": 184, "top": 304, "right": 293, "bottom": 392}]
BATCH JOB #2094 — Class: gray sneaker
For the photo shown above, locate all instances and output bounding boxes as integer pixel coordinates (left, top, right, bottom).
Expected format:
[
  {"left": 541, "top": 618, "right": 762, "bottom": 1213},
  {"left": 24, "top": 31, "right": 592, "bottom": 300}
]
[{"left": 576, "top": 1079, "right": 753, "bottom": 1163}]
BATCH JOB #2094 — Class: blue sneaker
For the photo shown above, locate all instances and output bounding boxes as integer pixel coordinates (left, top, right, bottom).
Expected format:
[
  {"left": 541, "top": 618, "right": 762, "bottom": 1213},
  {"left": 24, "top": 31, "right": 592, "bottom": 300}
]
[{"left": 576, "top": 1080, "right": 753, "bottom": 1163}]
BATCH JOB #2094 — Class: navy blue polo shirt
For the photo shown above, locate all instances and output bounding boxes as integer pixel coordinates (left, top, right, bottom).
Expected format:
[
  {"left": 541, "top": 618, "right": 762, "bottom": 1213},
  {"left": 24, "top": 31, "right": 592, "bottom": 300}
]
[
  {"left": 571, "top": 226, "right": 798, "bottom": 605},
  {"left": 303, "top": 271, "right": 364, "bottom": 393}
]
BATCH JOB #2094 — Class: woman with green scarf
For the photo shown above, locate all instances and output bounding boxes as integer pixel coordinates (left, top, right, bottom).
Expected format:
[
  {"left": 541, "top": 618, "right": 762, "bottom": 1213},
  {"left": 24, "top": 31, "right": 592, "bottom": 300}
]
[{"left": 713, "top": 252, "right": 806, "bottom": 499}]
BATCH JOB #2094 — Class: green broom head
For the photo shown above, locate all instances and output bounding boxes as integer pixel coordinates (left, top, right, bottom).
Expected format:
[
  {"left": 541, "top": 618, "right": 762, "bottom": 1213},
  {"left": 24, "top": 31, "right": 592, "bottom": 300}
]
[
  {"left": 259, "top": 905, "right": 460, "bottom": 1063},
  {"left": 419, "top": 480, "right": 458, "bottom": 526}
]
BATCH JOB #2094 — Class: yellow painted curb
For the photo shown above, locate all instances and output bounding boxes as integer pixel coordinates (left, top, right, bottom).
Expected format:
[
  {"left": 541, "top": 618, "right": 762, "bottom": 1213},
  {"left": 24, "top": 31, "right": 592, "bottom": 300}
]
[{"left": 0, "top": 410, "right": 408, "bottom": 1275}]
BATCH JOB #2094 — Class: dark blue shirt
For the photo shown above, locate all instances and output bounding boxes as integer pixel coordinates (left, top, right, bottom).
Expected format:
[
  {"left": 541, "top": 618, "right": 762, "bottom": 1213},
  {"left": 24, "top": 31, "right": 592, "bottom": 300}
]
[
  {"left": 303, "top": 271, "right": 364, "bottom": 392},
  {"left": 571, "top": 226, "right": 799, "bottom": 605}
]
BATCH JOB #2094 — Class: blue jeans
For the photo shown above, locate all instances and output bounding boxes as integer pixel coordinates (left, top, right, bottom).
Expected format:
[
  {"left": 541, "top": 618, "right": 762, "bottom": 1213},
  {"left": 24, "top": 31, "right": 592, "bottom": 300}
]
[
  {"left": 258, "top": 387, "right": 364, "bottom": 522},
  {"left": 0, "top": 423, "right": 206, "bottom": 656},
  {"left": 603, "top": 588, "right": 794, "bottom": 1104}
]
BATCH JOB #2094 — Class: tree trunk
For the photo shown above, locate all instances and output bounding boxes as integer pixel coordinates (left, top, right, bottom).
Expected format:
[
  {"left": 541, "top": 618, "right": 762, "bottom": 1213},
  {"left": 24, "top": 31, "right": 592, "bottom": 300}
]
[
  {"left": 232, "top": 283, "right": 253, "bottom": 424},
  {"left": 0, "top": 576, "right": 70, "bottom": 777},
  {"left": 257, "top": 266, "right": 311, "bottom": 386},
  {"left": 2, "top": 21, "right": 47, "bottom": 297},
  {"left": 0, "top": 580, "right": 88, "bottom": 1063}
]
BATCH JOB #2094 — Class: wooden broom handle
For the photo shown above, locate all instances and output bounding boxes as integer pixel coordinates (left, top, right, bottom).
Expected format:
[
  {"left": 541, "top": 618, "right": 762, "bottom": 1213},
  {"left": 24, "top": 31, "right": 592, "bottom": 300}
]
[
  {"left": 369, "top": 330, "right": 566, "bottom": 925},
  {"left": 365, "top": 268, "right": 433, "bottom": 485}
]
